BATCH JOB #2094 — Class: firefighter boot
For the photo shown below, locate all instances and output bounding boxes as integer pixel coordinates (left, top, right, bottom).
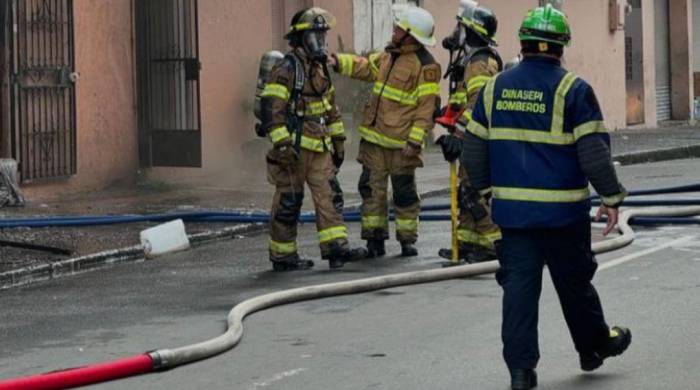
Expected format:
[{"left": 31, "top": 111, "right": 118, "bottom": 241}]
[
  {"left": 580, "top": 326, "right": 632, "bottom": 372},
  {"left": 271, "top": 254, "right": 315, "bottom": 272},
  {"left": 466, "top": 247, "right": 498, "bottom": 263},
  {"left": 438, "top": 244, "right": 476, "bottom": 261},
  {"left": 510, "top": 369, "right": 537, "bottom": 390},
  {"left": 366, "top": 239, "right": 386, "bottom": 258},
  {"left": 324, "top": 243, "right": 369, "bottom": 269},
  {"left": 400, "top": 242, "right": 418, "bottom": 257}
]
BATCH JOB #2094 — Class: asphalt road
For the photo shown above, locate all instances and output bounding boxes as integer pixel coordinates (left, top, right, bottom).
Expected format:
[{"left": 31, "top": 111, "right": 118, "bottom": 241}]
[{"left": 1, "top": 159, "right": 700, "bottom": 389}]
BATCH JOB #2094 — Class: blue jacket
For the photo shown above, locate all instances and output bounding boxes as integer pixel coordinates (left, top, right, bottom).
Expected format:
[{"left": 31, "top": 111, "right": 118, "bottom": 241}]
[{"left": 466, "top": 56, "right": 610, "bottom": 228}]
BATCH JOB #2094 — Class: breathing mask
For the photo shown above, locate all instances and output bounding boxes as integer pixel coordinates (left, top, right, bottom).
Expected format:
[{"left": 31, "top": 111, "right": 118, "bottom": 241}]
[{"left": 302, "top": 30, "right": 328, "bottom": 63}]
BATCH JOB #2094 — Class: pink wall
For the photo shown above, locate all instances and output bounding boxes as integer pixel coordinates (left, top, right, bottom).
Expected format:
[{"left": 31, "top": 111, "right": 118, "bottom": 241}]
[
  {"left": 17, "top": 1, "right": 650, "bottom": 198},
  {"left": 314, "top": 0, "right": 355, "bottom": 52},
  {"left": 24, "top": 0, "right": 138, "bottom": 199},
  {"left": 427, "top": 0, "right": 627, "bottom": 130},
  {"left": 147, "top": 0, "right": 353, "bottom": 188},
  {"left": 562, "top": 0, "right": 627, "bottom": 130}
]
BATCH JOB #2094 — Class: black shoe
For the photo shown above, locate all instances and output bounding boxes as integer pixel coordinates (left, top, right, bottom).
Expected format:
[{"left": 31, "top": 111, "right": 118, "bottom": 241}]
[
  {"left": 466, "top": 247, "right": 497, "bottom": 263},
  {"left": 271, "top": 254, "right": 314, "bottom": 272},
  {"left": 580, "top": 326, "right": 632, "bottom": 372},
  {"left": 510, "top": 369, "right": 537, "bottom": 390},
  {"left": 366, "top": 240, "right": 386, "bottom": 258},
  {"left": 346, "top": 247, "right": 369, "bottom": 261},
  {"left": 400, "top": 242, "right": 418, "bottom": 257},
  {"left": 438, "top": 244, "right": 474, "bottom": 261},
  {"left": 325, "top": 247, "right": 369, "bottom": 269},
  {"left": 328, "top": 257, "right": 345, "bottom": 269}
]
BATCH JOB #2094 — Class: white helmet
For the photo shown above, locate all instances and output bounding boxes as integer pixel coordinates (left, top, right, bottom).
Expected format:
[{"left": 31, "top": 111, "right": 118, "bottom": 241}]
[{"left": 392, "top": 4, "right": 437, "bottom": 47}]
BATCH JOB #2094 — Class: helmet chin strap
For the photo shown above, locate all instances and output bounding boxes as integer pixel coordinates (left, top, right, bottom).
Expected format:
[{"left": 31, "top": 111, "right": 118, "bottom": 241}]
[{"left": 394, "top": 27, "right": 412, "bottom": 46}]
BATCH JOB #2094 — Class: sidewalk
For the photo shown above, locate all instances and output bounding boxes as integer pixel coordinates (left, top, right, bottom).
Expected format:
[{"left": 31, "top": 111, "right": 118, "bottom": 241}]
[{"left": 1, "top": 125, "right": 699, "bottom": 287}]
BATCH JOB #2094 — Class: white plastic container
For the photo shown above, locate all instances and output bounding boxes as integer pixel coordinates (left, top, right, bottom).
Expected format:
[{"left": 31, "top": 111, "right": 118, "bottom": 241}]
[{"left": 140, "top": 219, "right": 191, "bottom": 258}]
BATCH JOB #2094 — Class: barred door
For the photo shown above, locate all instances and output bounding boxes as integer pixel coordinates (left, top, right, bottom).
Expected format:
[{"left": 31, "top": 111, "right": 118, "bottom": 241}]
[
  {"left": 136, "top": 0, "right": 201, "bottom": 167},
  {"left": 9, "top": 0, "right": 76, "bottom": 182}
]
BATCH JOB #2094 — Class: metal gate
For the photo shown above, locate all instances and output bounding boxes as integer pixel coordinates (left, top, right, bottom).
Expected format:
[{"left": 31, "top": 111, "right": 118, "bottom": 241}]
[
  {"left": 654, "top": 0, "right": 671, "bottom": 122},
  {"left": 136, "top": 0, "right": 201, "bottom": 168},
  {"left": 9, "top": 0, "right": 76, "bottom": 182}
]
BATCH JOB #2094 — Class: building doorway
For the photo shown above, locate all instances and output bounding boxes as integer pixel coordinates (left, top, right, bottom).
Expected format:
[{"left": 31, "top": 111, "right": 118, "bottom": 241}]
[
  {"left": 6, "top": 0, "right": 77, "bottom": 182},
  {"left": 135, "top": 0, "right": 202, "bottom": 168},
  {"left": 654, "top": 0, "right": 672, "bottom": 122}
]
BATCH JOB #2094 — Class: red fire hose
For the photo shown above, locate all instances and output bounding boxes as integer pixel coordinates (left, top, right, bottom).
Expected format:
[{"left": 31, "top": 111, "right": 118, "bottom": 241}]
[{"left": 0, "top": 354, "right": 153, "bottom": 390}]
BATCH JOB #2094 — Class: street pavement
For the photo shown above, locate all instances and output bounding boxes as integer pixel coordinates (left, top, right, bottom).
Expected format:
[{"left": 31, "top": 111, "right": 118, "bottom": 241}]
[
  {"left": 2, "top": 126, "right": 699, "bottom": 274},
  {"left": 1, "top": 158, "right": 700, "bottom": 389}
]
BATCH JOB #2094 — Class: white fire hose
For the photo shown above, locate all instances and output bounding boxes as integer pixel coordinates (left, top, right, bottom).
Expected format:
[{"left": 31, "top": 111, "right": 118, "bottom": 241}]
[{"left": 149, "top": 205, "right": 700, "bottom": 369}]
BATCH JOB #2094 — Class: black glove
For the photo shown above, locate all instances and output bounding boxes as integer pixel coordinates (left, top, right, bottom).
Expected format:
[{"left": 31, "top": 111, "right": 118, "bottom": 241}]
[
  {"left": 437, "top": 134, "right": 463, "bottom": 162},
  {"left": 332, "top": 151, "right": 344, "bottom": 169},
  {"left": 332, "top": 141, "right": 345, "bottom": 169}
]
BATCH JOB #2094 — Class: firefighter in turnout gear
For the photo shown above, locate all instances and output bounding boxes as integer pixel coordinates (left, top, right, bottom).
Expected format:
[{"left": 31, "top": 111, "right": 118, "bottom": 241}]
[
  {"left": 260, "top": 8, "right": 366, "bottom": 271},
  {"left": 330, "top": 4, "right": 441, "bottom": 258},
  {"left": 460, "top": 5, "right": 631, "bottom": 389},
  {"left": 435, "top": 0, "right": 502, "bottom": 263}
]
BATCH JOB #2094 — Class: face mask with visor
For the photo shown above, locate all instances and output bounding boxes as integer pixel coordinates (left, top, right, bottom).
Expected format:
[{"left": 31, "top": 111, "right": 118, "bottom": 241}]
[
  {"left": 443, "top": 24, "right": 467, "bottom": 51},
  {"left": 302, "top": 30, "right": 328, "bottom": 62}
]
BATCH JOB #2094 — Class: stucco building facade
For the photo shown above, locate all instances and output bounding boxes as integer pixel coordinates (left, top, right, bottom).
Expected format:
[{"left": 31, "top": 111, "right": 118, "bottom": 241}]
[{"left": 0, "top": 0, "right": 695, "bottom": 198}]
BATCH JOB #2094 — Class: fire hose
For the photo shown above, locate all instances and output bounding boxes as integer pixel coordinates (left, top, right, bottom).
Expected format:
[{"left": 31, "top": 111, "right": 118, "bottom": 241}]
[
  {"left": 1, "top": 204, "right": 700, "bottom": 389},
  {"left": 1, "top": 182, "right": 700, "bottom": 229}
]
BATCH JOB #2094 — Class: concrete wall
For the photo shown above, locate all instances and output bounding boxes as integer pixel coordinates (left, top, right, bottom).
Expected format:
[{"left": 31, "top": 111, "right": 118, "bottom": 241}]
[{"left": 24, "top": 0, "right": 138, "bottom": 198}]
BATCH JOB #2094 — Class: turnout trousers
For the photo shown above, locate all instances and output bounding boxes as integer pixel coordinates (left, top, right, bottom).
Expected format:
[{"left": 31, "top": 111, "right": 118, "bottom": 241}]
[
  {"left": 267, "top": 149, "right": 347, "bottom": 260},
  {"left": 357, "top": 141, "right": 421, "bottom": 244},
  {"left": 496, "top": 217, "right": 610, "bottom": 371},
  {"left": 457, "top": 164, "right": 501, "bottom": 249}
]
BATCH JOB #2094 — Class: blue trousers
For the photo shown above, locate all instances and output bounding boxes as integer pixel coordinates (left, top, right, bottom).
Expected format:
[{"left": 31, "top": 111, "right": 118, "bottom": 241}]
[{"left": 496, "top": 218, "right": 610, "bottom": 371}]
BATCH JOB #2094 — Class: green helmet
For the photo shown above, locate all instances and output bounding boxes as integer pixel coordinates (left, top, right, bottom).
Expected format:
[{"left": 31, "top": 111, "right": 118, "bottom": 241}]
[{"left": 518, "top": 4, "right": 571, "bottom": 46}]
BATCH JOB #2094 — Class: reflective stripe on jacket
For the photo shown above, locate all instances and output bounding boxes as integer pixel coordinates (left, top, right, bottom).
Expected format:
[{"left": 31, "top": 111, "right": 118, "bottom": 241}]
[
  {"left": 466, "top": 56, "right": 610, "bottom": 228},
  {"left": 336, "top": 43, "right": 441, "bottom": 149},
  {"left": 260, "top": 49, "right": 345, "bottom": 152}
]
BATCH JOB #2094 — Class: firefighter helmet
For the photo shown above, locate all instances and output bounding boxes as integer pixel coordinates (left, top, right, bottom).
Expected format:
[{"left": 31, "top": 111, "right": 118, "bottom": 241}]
[
  {"left": 457, "top": 0, "right": 498, "bottom": 45},
  {"left": 392, "top": 4, "right": 437, "bottom": 47},
  {"left": 518, "top": 4, "right": 571, "bottom": 46}
]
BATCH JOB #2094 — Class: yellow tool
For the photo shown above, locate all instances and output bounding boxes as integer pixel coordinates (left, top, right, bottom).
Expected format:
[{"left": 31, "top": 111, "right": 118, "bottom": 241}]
[{"left": 450, "top": 161, "right": 459, "bottom": 264}]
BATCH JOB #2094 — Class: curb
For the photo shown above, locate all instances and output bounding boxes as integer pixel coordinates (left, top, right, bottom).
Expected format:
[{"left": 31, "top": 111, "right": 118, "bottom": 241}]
[
  {"left": 2, "top": 144, "right": 699, "bottom": 291},
  {"left": 0, "top": 223, "right": 264, "bottom": 291},
  {"left": 613, "top": 144, "right": 700, "bottom": 166}
]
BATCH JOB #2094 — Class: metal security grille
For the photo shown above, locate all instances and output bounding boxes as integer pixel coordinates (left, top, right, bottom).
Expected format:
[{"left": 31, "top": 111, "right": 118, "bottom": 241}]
[
  {"left": 9, "top": 0, "right": 76, "bottom": 182},
  {"left": 136, "top": 0, "right": 201, "bottom": 167}
]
